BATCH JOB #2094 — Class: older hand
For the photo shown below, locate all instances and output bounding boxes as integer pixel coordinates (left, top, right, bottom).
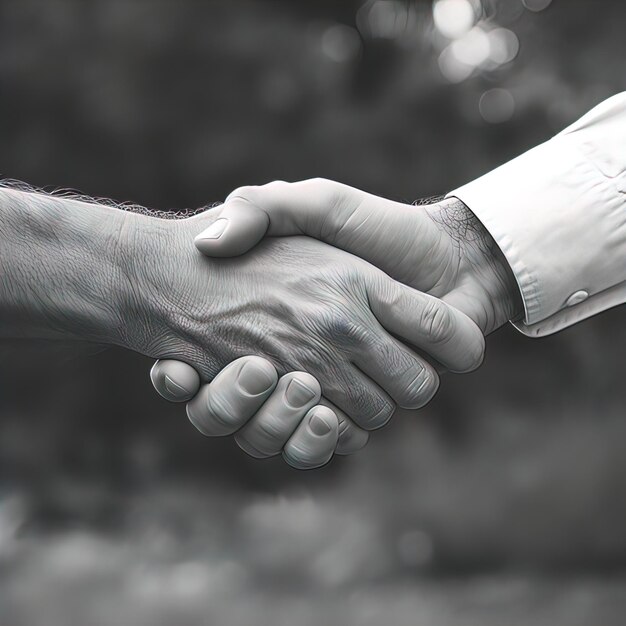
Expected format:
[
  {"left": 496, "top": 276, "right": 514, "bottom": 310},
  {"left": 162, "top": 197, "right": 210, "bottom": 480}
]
[
  {"left": 147, "top": 205, "right": 486, "bottom": 467},
  {"left": 151, "top": 356, "right": 341, "bottom": 470}
]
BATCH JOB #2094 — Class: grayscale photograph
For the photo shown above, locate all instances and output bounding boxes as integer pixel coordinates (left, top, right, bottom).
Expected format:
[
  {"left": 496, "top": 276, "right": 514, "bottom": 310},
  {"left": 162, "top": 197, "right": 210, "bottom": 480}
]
[{"left": 0, "top": 0, "right": 624, "bottom": 624}]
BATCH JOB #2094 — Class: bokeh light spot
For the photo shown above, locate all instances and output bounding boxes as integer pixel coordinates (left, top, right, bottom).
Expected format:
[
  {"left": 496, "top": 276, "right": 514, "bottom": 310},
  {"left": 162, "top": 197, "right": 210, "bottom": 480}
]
[
  {"left": 479, "top": 88, "right": 515, "bottom": 123},
  {"left": 433, "top": 0, "right": 477, "bottom": 39},
  {"left": 522, "top": 0, "right": 553, "bottom": 12},
  {"left": 357, "top": 0, "right": 420, "bottom": 40},
  {"left": 321, "top": 23, "right": 361, "bottom": 63},
  {"left": 438, "top": 45, "right": 474, "bottom": 82},
  {"left": 450, "top": 26, "right": 491, "bottom": 66},
  {"left": 488, "top": 27, "right": 519, "bottom": 65}
]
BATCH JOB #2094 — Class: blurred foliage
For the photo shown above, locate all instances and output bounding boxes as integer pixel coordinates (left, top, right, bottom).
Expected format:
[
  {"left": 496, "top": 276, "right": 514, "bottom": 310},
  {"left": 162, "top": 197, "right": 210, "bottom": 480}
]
[{"left": 0, "top": 0, "right": 625, "bottom": 624}]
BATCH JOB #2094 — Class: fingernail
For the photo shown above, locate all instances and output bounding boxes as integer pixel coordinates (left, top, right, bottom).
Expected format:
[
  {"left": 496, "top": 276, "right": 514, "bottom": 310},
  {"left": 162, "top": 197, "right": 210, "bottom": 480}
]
[
  {"left": 285, "top": 378, "right": 316, "bottom": 408},
  {"left": 197, "top": 218, "right": 228, "bottom": 240},
  {"left": 238, "top": 362, "right": 275, "bottom": 395},
  {"left": 308, "top": 412, "right": 333, "bottom": 436},
  {"left": 164, "top": 374, "right": 190, "bottom": 397}
]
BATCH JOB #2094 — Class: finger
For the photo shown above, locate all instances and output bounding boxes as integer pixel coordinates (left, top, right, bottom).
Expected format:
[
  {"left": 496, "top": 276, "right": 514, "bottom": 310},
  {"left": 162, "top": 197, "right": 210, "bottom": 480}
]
[
  {"left": 318, "top": 398, "right": 370, "bottom": 455},
  {"left": 193, "top": 179, "right": 361, "bottom": 257},
  {"left": 186, "top": 355, "right": 278, "bottom": 436},
  {"left": 194, "top": 199, "right": 270, "bottom": 258},
  {"left": 282, "top": 405, "right": 339, "bottom": 470},
  {"left": 234, "top": 372, "right": 321, "bottom": 458},
  {"left": 151, "top": 359, "right": 201, "bottom": 402},
  {"left": 351, "top": 321, "right": 441, "bottom": 410},
  {"left": 318, "top": 366, "right": 396, "bottom": 431},
  {"left": 366, "top": 275, "right": 485, "bottom": 373}
]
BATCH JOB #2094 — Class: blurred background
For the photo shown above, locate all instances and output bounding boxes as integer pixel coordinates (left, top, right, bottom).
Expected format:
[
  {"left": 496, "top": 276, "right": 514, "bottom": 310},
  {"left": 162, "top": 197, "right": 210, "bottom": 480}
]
[{"left": 0, "top": 0, "right": 625, "bottom": 624}]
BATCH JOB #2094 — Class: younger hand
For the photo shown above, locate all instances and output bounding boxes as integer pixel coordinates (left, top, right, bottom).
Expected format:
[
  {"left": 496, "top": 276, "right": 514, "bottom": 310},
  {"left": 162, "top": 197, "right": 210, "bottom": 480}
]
[{"left": 193, "top": 179, "right": 523, "bottom": 334}]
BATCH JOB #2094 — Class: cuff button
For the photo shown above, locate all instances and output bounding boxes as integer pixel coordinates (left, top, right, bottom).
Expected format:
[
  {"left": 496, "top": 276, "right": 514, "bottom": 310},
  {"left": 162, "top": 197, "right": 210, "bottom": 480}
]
[{"left": 566, "top": 290, "right": 589, "bottom": 307}]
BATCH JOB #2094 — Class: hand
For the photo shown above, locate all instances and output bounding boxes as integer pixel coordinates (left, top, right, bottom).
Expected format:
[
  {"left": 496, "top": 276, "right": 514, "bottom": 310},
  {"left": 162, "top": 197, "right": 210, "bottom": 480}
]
[
  {"left": 0, "top": 185, "right": 483, "bottom": 467},
  {"left": 193, "top": 179, "right": 524, "bottom": 334},
  {"left": 136, "top": 215, "right": 484, "bottom": 460},
  {"left": 151, "top": 356, "right": 341, "bottom": 470}
]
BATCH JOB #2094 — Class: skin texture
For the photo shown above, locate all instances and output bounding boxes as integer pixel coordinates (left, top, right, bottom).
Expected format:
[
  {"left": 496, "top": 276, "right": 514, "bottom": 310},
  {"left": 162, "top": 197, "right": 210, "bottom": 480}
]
[
  {"left": 156, "top": 179, "right": 525, "bottom": 467},
  {"left": 193, "top": 179, "right": 524, "bottom": 334},
  {"left": 152, "top": 358, "right": 365, "bottom": 466},
  {"left": 149, "top": 217, "right": 484, "bottom": 465},
  {"left": 152, "top": 223, "right": 483, "bottom": 408},
  {"left": 152, "top": 357, "right": 339, "bottom": 469},
  {"left": 0, "top": 186, "right": 484, "bottom": 470}
]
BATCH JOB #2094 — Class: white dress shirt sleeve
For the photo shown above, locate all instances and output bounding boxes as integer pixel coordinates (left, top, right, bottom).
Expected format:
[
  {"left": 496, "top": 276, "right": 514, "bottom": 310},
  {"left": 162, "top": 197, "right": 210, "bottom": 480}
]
[{"left": 447, "top": 92, "right": 626, "bottom": 337}]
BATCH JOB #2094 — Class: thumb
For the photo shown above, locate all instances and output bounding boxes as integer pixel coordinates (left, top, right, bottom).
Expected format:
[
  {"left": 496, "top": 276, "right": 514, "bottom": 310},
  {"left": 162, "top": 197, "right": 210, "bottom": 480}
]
[
  {"left": 150, "top": 359, "right": 201, "bottom": 402},
  {"left": 194, "top": 198, "right": 270, "bottom": 257},
  {"left": 194, "top": 179, "right": 359, "bottom": 257}
]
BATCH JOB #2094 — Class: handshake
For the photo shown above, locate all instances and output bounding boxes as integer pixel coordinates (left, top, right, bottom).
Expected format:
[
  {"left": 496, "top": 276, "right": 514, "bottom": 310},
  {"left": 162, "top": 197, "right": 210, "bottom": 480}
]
[
  {"left": 0, "top": 178, "right": 522, "bottom": 471},
  {"left": 146, "top": 179, "right": 521, "bottom": 469},
  {"left": 2, "top": 96, "right": 616, "bottom": 470}
]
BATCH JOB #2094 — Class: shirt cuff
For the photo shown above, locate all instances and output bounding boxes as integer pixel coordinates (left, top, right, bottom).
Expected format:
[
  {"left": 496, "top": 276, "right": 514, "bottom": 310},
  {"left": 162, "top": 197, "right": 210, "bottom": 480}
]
[{"left": 445, "top": 94, "right": 626, "bottom": 337}]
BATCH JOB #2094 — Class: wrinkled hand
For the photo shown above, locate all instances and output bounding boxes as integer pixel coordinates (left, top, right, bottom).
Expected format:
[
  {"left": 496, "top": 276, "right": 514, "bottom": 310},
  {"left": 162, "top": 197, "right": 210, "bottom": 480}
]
[
  {"left": 151, "top": 357, "right": 341, "bottom": 470},
  {"left": 144, "top": 215, "right": 484, "bottom": 467}
]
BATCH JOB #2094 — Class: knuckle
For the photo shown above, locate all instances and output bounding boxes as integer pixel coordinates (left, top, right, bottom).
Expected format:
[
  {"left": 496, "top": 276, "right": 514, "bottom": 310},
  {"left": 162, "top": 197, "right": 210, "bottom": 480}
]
[
  {"left": 257, "top": 416, "right": 283, "bottom": 442},
  {"left": 186, "top": 385, "right": 247, "bottom": 437},
  {"left": 420, "top": 301, "right": 455, "bottom": 345},
  {"left": 282, "top": 440, "right": 333, "bottom": 471},
  {"left": 226, "top": 184, "right": 258, "bottom": 203},
  {"left": 281, "top": 446, "right": 303, "bottom": 469},
  {"left": 206, "top": 393, "right": 241, "bottom": 428},
  {"left": 359, "top": 398, "right": 395, "bottom": 430},
  {"left": 281, "top": 452, "right": 308, "bottom": 471},
  {"left": 302, "top": 178, "right": 345, "bottom": 210},
  {"left": 261, "top": 179, "right": 288, "bottom": 193},
  {"left": 319, "top": 307, "right": 370, "bottom": 345},
  {"left": 305, "top": 176, "right": 332, "bottom": 189},
  {"left": 309, "top": 177, "right": 340, "bottom": 196},
  {"left": 240, "top": 416, "right": 285, "bottom": 457},
  {"left": 324, "top": 375, "right": 394, "bottom": 431},
  {"left": 189, "top": 394, "right": 241, "bottom": 436},
  {"left": 316, "top": 306, "right": 345, "bottom": 337},
  {"left": 373, "top": 280, "right": 402, "bottom": 310}
]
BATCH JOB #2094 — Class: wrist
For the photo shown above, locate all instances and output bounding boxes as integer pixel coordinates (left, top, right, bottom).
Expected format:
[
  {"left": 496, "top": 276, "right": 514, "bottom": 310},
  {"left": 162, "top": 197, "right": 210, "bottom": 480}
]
[
  {"left": 109, "top": 212, "right": 188, "bottom": 355},
  {"left": 113, "top": 214, "right": 222, "bottom": 359},
  {"left": 0, "top": 188, "right": 150, "bottom": 346},
  {"left": 425, "top": 197, "right": 524, "bottom": 334}
]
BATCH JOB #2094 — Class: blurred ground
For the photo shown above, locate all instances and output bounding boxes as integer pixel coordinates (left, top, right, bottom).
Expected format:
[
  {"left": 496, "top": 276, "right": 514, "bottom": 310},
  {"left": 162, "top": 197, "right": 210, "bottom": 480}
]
[{"left": 0, "top": 1, "right": 625, "bottom": 624}]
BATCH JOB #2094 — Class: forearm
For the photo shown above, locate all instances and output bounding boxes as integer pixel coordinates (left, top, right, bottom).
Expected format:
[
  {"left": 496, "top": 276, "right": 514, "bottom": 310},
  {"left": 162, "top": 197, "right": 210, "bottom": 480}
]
[{"left": 0, "top": 187, "right": 149, "bottom": 345}]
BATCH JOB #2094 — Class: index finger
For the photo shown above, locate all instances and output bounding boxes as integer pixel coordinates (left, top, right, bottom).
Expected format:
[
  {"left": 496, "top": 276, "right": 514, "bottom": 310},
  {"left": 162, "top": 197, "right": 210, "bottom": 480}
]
[{"left": 366, "top": 275, "right": 486, "bottom": 373}]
